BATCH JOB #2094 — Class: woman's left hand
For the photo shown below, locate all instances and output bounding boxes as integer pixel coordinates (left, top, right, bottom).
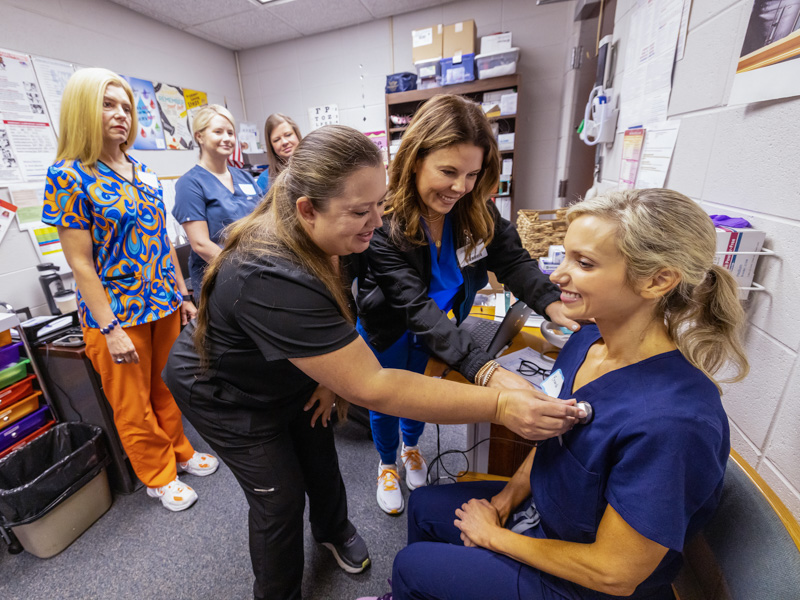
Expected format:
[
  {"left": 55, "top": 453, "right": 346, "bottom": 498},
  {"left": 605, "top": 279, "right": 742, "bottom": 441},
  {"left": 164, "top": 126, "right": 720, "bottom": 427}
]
[
  {"left": 545, "top": 301, "right": 580, "bottom": 332},
  {"left": 180, "top": 299, "right": 198, "bottom": 325},
  {"left": 455, "top": 498, "right": 502, "bottom": 549},
  {"left": 304, "top": 383, "right": 336, "bottom": 427}
]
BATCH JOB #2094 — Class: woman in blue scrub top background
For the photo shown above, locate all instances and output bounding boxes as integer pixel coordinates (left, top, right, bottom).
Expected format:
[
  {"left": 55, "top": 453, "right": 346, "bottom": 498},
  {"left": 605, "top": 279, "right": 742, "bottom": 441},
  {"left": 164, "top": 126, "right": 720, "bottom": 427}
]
[
  {"left": 173, "top": 105, "right": 263, "bottom": 301},
  {"left": 361, "top": 189, "right": 750, "bottom": 600},
  {"left": 256, "top": 113, "right": 302, "bottom": 192},
  {"left": 355, "top": 95, "right": 579, "bottom": 516}
]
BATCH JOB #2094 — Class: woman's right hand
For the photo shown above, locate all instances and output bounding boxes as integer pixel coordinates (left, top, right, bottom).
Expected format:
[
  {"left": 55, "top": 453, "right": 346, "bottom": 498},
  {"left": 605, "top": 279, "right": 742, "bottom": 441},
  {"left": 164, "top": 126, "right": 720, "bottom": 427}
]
[
  {"left": 105, "top": 327, "right": 140, "bottom": 364},
  {"left": 494, "top": 388, "right": 584, "bottom": 441}
]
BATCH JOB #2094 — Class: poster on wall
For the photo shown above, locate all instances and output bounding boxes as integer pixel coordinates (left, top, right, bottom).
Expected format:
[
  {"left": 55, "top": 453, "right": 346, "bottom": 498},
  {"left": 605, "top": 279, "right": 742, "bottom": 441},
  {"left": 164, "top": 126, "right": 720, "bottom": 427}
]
[
  {"left": 154, "top": 82, "right": 193, "bottom": 150},
  {"left": 364, "top": 131, "right": 388, "bottom": 168},
  {"left": 618, "top": 128, "right": 645, "bottom": 190},
  {"left": 9, "top": 182, "right": 46, "bottom": 231},
  {"left": 183, "top": 88, "right": 208, "bottom": 136},
  {"left": 124, "top": 76, "right": 166, "bottom": 150},
  {"left": 31, "top": 56, "right": 76, "bottom": 138},
  {"left": 729, "top": 0, "right": 800, "bottom": 105},
  {"left": 0, "top": 48, "right": 59, "bottom": 181},
  {"left": 28, "top": 225, "right": 70, "bottom": 273},
  {"left": 238, "top": 122, "right": 259, "bottom": 153},
  {"left": 308, "top": 104, "right": 339, "bottom": 131}
]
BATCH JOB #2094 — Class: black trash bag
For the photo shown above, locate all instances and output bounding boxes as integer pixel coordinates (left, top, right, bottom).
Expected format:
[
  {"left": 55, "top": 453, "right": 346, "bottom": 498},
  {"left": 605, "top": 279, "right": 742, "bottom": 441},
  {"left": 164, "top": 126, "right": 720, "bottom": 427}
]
[
  {"left": 386, "top": 72, "right": 417, "bottom": 93},
  {"left": 0, "top": 422, "right": 110, "bottom": 527}
]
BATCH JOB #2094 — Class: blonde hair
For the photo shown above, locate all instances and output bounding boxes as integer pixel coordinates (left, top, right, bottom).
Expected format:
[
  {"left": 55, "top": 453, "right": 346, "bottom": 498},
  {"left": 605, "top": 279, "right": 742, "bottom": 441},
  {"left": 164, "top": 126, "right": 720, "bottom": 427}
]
[
  {"left": 568, "top": 189, "right": 749, "bottom": 389},
  {"left": 264, "top": 113, "right": 302, "bottom": 178},
  {"left": 194, "top": 125, "right": 381, "bottom": 364},
  {"left": 56, "top": 68, "right": 137, "bottom": 166},
  {"left": 387, "top": 94, "right": 500, "bottom": 255},
  {"left": 192, "top": 104, "right": 236, "bottom": 156}
]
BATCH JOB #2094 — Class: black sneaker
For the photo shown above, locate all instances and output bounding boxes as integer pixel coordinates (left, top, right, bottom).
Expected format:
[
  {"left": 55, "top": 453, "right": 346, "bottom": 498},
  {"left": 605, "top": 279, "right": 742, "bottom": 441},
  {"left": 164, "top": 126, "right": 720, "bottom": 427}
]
[{"left": 322, "top": 532, "right": 371, "bottom": 574}]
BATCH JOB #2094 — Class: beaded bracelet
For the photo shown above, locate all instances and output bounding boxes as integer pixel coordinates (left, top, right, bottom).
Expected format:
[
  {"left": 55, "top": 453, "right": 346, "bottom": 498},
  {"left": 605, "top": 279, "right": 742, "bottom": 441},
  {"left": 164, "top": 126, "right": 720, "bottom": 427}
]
[
  {"left": 474, "top": 360, "right": 500, "bottom": 387},
  {"left": 100, "top": 318, "right": 120, "bottom": 335}
]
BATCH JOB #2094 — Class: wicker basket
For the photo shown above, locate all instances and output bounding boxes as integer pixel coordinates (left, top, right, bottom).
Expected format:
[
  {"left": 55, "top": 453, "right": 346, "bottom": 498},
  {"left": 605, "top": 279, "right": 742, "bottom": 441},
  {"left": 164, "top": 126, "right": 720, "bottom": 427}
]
[{"left": 516, "top": 208, "right": 568, "bottom": 259}]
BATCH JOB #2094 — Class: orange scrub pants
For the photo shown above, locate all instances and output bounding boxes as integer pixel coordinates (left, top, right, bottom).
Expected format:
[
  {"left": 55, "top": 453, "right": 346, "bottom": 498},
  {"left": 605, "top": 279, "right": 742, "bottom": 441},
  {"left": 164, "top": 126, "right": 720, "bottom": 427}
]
[{"left": 83, "top": 310, "right": 194, "bottom": 489}]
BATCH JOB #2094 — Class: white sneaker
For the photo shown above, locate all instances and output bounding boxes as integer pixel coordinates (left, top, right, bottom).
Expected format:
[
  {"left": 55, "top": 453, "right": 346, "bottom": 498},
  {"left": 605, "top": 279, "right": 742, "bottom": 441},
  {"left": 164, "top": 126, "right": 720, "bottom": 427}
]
[
  {"left": 178, "top": 452, "right": 219, "bottom": 477},
  {"left": 146, "top": 477, "right": 198, "bottom": 512},
  {"left": 376, "top": 463, "right": 404, "bottom": 515},
  {"left": 401, "top": 444, "right": 428, "bottom": 490}
]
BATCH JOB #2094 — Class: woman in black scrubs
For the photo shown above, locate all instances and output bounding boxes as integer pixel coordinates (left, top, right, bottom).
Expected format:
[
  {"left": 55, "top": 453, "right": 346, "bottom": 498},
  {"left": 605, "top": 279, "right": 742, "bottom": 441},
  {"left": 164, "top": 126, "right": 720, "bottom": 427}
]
[{"left": 163, "top": 125, "right": 583, "bottom": 600}]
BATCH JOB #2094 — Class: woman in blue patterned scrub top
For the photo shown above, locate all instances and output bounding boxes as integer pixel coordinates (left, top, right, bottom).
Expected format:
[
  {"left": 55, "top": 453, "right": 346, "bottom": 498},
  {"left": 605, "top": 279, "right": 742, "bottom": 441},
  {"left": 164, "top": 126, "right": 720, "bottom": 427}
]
[{"left": 42, "top": 68, "right": 218, "bottom": 513}]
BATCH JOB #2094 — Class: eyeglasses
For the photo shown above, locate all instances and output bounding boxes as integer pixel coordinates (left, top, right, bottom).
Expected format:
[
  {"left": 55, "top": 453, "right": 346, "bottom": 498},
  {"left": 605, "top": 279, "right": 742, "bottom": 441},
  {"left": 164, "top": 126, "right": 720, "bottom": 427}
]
[{"left": 517, "top": 359, "right": 551, "bottom": 378}]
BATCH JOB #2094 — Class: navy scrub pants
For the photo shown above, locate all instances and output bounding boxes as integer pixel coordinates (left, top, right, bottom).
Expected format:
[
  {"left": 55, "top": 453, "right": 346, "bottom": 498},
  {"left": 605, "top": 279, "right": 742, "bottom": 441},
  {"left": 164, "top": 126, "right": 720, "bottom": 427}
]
[
  {"left": 174, "top": 385, "right": 356, "bottom": 600},
  {"left": 394, "top": 481, "right": 567, "bottom": 600}
]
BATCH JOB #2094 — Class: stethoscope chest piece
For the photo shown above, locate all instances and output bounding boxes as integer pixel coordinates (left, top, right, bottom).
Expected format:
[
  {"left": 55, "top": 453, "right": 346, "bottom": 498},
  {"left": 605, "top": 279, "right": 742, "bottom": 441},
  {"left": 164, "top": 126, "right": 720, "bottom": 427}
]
[{"left": 577, "top": 401, "right": 594, "bottom": 425}]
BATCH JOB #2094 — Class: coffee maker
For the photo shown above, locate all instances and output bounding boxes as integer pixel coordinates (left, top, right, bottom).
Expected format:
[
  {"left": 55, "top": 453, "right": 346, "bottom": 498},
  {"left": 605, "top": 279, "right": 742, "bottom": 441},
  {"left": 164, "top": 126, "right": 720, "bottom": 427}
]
[{"left": 38, "top": 263, "right": 67, "bottom": 315}]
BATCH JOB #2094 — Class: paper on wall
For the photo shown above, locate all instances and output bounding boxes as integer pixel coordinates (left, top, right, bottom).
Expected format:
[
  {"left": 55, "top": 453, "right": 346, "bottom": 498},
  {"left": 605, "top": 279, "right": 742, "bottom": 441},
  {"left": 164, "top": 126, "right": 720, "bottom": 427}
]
[
  {"left": 9, "top": 182, "right": 46, "bottom": 230},
  {"left": 619, "top": 128, "right": 645, "bottom": 190},
  {"left": 183, "top": 88, "right": 208, "bottom": 137},
  {"left": 308, "top": 104, "right": 339, "bottom": 131},
  {"left": 31, "top": 56, "right": 76, "bottom": 138},
  {"left": 238, "top": 122, "right": 259, "bottom": 153},
  {"left": 635, "top": 120, "right": 680, "bottom": 189},
  {"left": 0, "top": 198, "right": 17, "bottom": 245},
  {"left": 28, "top": 224, "right": 71, "bottom": 273},
  {"left": 154, "top": 82, "right": 193, "bottom": 150},
  {"left": 0, "top": 48, "right": 58, "bottom": 181}
]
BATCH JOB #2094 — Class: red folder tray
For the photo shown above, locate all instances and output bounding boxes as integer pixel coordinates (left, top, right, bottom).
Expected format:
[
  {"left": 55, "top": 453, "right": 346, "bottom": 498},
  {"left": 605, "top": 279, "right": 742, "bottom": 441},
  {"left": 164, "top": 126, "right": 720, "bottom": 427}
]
[
  {"left": 0, "top": 421, "right": 54, "bottom": 460},
  {"left": 0, "top": 374, "right": 36, "bottom": 410}
]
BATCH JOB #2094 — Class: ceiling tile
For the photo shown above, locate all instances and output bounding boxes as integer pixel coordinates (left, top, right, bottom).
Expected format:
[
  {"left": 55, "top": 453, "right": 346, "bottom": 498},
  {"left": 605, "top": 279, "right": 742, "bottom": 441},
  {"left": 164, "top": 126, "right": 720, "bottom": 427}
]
[
  {"left": 109, "top": 0, "right": 255, "bottom": 28},
  {"left": 361, "top": 0, "right": 450, "bottom": 19},
  {"left": 268, "top": 0, "right": 373, "bottom": 36},
  {"left": 188, "top": 8, "right": 303, "bottom": 50}
]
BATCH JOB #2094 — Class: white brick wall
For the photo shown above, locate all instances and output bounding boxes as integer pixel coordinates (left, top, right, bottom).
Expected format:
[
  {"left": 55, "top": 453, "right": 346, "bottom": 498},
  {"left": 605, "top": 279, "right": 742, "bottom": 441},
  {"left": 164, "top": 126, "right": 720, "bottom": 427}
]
[{"left": 603, "top": 0, "right": 800, "bottom": 518}]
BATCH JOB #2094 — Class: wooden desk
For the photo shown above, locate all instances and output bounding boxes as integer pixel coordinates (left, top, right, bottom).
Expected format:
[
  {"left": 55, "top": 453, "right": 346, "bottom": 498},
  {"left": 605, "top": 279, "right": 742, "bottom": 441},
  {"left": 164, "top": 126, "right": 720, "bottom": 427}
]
[{"left": 425, "top": 309, "right": 560, "bottom": 477}]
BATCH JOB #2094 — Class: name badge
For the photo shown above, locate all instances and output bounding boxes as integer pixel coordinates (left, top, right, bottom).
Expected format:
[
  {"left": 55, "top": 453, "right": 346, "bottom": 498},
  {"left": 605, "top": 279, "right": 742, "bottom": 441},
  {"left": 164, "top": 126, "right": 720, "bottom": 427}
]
[
  {"left": 456, "top": 240, "right": 488, "bottom": 267},
  {"left": 239, "top": 183, "right": 257, "bottom": 195},
  {"left": 540, "top": 368, "right": 564, "bottom": 397},
  {"left": 138, "top": 171, "right": 159, "bottom": 188}
]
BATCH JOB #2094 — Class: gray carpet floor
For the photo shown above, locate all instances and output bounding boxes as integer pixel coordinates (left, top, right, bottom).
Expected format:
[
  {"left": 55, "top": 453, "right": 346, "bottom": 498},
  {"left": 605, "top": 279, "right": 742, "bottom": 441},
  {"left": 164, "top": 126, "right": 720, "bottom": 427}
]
[{"left": 0, "top": 415, "right": 468, "bottom": 600}]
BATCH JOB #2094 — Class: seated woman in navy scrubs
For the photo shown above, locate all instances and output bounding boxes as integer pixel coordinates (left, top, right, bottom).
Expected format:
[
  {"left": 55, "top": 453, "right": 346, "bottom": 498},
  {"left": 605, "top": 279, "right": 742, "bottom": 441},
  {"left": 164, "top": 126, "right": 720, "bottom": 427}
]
[
  {"left": 173, "top": 105, "right": 263, "bottom": 300},
  {"left": 362, "top": 189, "right": 750, "bottom": 600}
]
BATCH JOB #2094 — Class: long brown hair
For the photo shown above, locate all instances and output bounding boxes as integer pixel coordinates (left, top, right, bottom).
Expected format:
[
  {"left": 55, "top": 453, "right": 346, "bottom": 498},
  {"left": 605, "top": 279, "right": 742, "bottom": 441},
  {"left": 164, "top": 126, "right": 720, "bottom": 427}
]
[
  {"left": 387, "top": 94, "right": 500, "bottom": 255},
  {"left": 568, "top": 189, "right": 749, "bottom": 390},
  {"left": 194, "top": 125, "right": 382, "bottom": 363},
  {"left": 264, "top": 113, "right": 302, "bottom": 179}
]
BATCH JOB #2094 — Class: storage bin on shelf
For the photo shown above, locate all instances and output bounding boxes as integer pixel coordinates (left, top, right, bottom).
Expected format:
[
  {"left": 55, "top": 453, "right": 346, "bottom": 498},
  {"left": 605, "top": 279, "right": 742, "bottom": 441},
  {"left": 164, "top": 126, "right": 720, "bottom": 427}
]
[
  {"left": 0, "top": 342, "right": 23, "bottom": 370},
  {"left": 0, "top": 374, "right": 35, "bottom": 410},
  {"left": 415, "top": 58, "right": 442, "bottom": 90},
  {"left": 441, "top": 53, "right": 475, "bottom": 85},
  {"left": 516, "top": 208, "right": 568, "bottom": 260},
  {"left": 476, "top": 48, "right": 519, "bottom": 79},
  {"left": 0, "top": 358, "right": 30, "bottom": 389}
]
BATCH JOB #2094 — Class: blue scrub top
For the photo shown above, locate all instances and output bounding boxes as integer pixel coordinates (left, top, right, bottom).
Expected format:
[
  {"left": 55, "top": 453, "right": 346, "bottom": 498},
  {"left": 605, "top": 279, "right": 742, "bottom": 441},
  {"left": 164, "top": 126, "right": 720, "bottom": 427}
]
[
  {"left": 424, "top": 215, "right": 463, "bottom": 314},
  {"left": 256, "top": 169, "right": 270, "bottom": 193},
  {"left": 529, "top": 325, "right": 729, "bottom": 599},
  {"left": 173, "top": 164, "right": 263, "bottom": 291}
]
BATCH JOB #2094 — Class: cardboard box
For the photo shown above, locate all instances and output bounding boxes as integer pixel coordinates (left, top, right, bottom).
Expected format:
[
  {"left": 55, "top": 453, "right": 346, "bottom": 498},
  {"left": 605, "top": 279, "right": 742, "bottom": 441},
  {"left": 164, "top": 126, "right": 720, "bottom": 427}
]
[
  {"left": 412, "top": 24, "right": 443, "bottom": 63},
  {"left": 714, "top": 226, "right": 766, "bottom": 299},
  {"left": 443, "top": 20, "right": 476, "bottom": 60},
  {"left": 481, "top": 32, "right": 513, "bottom": 55}
]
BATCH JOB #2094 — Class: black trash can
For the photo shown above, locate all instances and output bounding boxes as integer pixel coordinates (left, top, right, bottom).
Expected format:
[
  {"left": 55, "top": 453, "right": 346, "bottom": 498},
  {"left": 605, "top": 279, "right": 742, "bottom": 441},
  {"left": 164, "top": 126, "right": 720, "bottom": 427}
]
[{"left": 0, "top": 422, "right": 112, "bottom": 557}]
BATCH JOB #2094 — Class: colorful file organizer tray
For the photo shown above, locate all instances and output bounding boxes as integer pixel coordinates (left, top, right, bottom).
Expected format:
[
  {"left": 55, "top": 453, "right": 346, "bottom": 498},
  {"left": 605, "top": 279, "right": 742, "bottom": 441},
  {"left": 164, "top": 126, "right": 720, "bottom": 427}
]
[
  {"left": 0, "top": 359, "right": 30, "bottom": 389},
  {"left": 0, "top": 406, "right": 52, "bottom": 453},
  {"left": 0, "top": 342, "right": 23, "bottom": 370},
  {"left": 0, "top": 391, "right": 42, "bottom": 429},
  {"left": 0, "top": 375, "right": 35, "bottom": 410}
]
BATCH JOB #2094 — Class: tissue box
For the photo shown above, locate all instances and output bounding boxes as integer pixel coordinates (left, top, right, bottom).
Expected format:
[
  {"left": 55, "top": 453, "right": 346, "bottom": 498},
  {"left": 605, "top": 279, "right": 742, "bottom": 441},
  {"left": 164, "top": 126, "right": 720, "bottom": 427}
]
[{"left": 714, "top": 226, "right": 766, "bottom": 299}]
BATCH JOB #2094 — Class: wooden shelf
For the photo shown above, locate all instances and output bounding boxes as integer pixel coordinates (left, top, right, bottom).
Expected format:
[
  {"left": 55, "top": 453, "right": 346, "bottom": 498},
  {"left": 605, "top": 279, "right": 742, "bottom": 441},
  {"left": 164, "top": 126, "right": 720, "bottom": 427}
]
[{"left": 385, "top": 74, "right": 519, "bottom": 106}]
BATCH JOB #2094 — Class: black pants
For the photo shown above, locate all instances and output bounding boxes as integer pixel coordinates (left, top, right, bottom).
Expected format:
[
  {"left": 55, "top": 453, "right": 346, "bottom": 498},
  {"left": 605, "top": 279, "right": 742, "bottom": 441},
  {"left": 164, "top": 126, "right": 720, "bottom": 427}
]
[{"left": 175, "top": 386, "right": 355, "bottom": 599}]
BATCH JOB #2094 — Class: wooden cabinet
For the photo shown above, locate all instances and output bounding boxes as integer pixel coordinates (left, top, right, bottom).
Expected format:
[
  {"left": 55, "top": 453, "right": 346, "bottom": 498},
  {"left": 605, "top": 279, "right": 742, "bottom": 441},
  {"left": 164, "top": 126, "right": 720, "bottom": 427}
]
[{"left": 385, "top": 74, "right": 520, "bottom": 216}]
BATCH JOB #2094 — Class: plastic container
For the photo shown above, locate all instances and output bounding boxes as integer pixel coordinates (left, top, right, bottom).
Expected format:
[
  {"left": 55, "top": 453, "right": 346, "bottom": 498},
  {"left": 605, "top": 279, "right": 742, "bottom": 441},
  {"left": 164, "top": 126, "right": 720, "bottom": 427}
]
[
  {"left": 0, "top": 422, "right": 53, "bottom": 460},
  {"left": 0, "top": 391, "right": 41, "bottom": 430},
  {"left": 0, "top": 342, "right": 24, "bottom": 371},
  {"left": 476, "top": 48, "right": 520, "bottom": 79},
  {"left": 415, "top": 58, "right": 442, "bottom": 89},
  {"left": 441, "top": 53, "right": 475, "bottom": 85},
  {"left": 0, "top": 374, "right": 36, "bottom": 410},
  {"left": 0, "top": 359, "right": 30, "bottom": 389},
  {"left": 0, "top": 329, "right": 11, "bottom": 347},
  {"left": 0, "top": 406, "right": 50, "bottom": 453},
  {"left": 0, "top": 422, "right": 111, "bottom": 558}
]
